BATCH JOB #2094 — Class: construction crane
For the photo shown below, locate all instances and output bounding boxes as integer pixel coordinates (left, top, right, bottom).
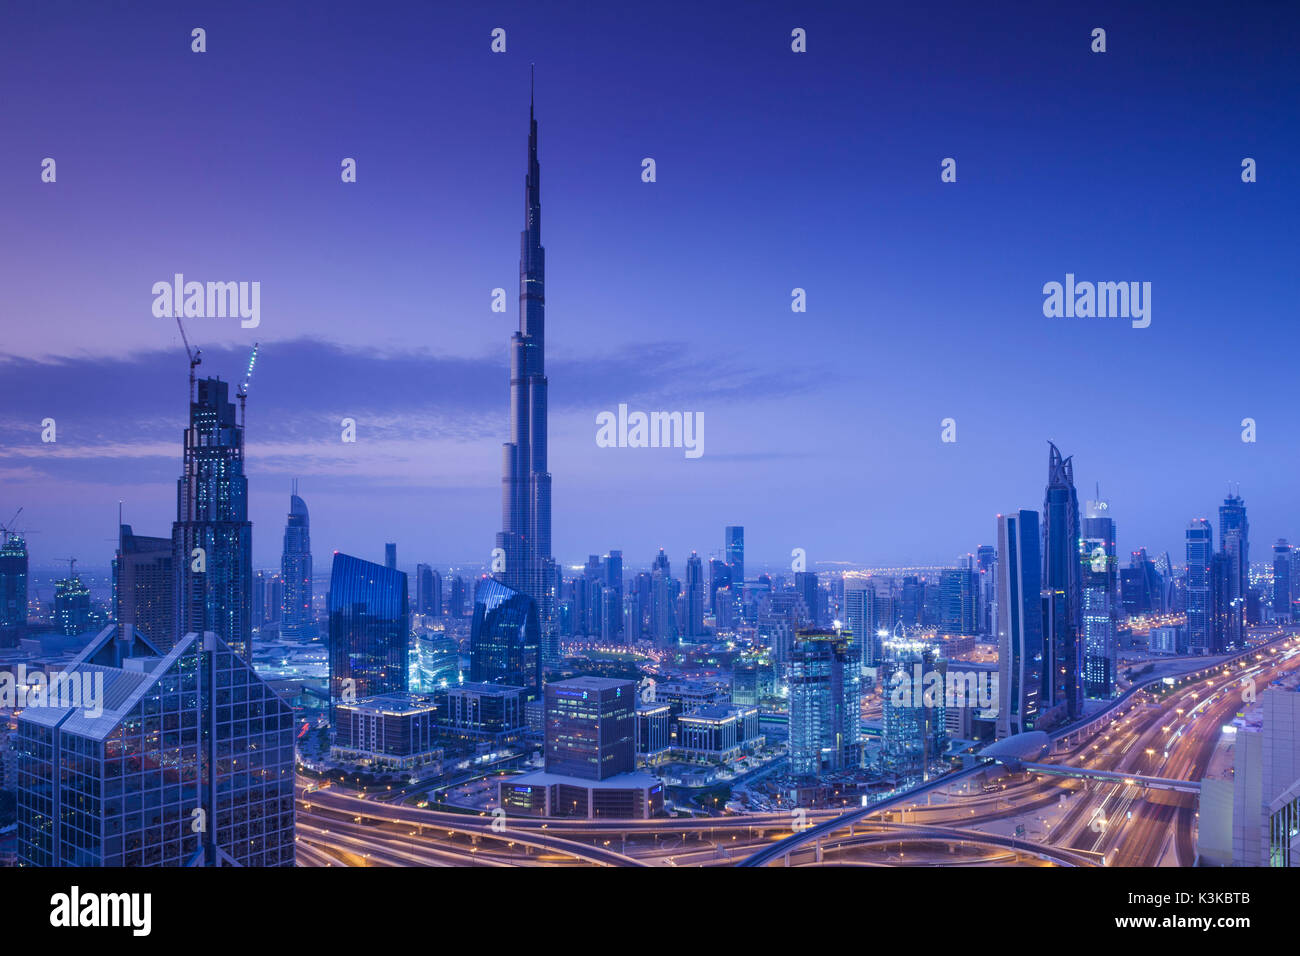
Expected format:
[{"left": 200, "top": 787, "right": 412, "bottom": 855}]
[
  {"left": 176, "top": 315, "right": 201, "bottom": 401},
  {"left": 0, "top": 507, "right": 37, "bottom": 547},
  {"left": 54, "top": 557, "right": 79, "bottom": 580},
  {"left": 237, "top": 342, "right": 259, "bottom": 426}
]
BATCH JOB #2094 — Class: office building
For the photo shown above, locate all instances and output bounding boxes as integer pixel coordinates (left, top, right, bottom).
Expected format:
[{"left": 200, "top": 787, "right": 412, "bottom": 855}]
[
  {"left": 328, "top": 552, "right": 409, "bottom": 717},
  {"left": 468, "top": 577, "right": 541, "bottom": 700},
  {"left": 0, "top": 533, "right": 29, "bottom": 629},
  {"left": 1042, "top": 442, "right": 1083, "bottom": 722},
  {"left": 331, "top": 693, "right": 443, "bottom": 772},
  {"left": 113, "top": 525, "right": 175, "bottom": 651},
  {"left": 173, "top": 376, "right": 253, "bottom": 660},
  {"left": 1186, "top": 519, "right": 1215, "bottom": 653},
  {"left": 787, "top": 628, "right": 861, "bottom": 777},
  {"left": 996, "top": 510, "right": 1044, "bottom": 738},
  {"left": 1081, "top": 492, "right": 1118, "bottom": 698},
  {"left": 16, "top": 624, "right": 295, "bottom": 866},
  {"left": 1219, "top": 492, "right": 1249, "bottom": 647}
]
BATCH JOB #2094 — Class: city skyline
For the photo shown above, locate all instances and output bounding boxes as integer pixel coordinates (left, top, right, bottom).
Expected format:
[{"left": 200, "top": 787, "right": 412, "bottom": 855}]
[{"left": 2, "top": 3, "right": 1298, "bottom": 569}]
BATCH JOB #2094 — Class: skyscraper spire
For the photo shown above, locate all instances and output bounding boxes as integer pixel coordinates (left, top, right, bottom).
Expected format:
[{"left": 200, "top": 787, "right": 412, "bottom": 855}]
[{"left": 496, "top": 75, "right": 555, "bottom": 666}]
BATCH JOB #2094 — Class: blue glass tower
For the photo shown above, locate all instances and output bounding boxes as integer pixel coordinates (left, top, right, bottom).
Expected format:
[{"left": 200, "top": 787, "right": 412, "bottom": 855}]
[
  {"left": 328, "top": 552, "right": 409, "bottom": 716},
  {"left": 469, "top": 576, "right": 541, "bottom": 700},
  {"left": 1042, "top": 442, "right": 1083, "bottom": 722},
  {"left": 996, "top": 509, "right": 1044, "bottom": 737}
]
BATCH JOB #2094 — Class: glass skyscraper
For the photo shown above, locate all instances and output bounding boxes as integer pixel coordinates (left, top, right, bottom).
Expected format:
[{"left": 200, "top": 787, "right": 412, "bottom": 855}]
[
  {"left": 1042, "top": 442, "right": 1083, "bottom": 722},
  {"left": 1186, "top": 519, "right": 1214, "bottom": 653},
  {"left": 1080, "top": 491, "right": 1118, "bottom": 698},
  {"left": 544, "top": 677, "right": 636, "bottom": 780},
  {"left": 0, "top": 532, "right": 28, "bottom": 630},
  {"left": 497, "top": 79, "right": 558, "bottom": 662},
  {"left": 279, "top": 482, "right": 313, "bottom": 639},
  {"left": 328, "top": 552, "right": 410, "bottom": 716},
  {"left": 724, "top": 525, "right": 744, "bottom": 585},
  {"left": 787, "top": 628, "right": 861, "bottom": 777},
  {"left": 996, "top": 509, "right": 1043, "bottom": 738},
  {"left": 17, "top": 624, "right": 295, "bottom": 866},
  {"left": 468, "top": 576, "right": 541, "bottom": 700},
  {"left": 173, "top": 376, "right": 253, "bottom": 660},
  {"left": 1219, "top": 491, "right": 1249, "bottom": 647},
  {"left": 880, "top": 636, "right": 947, "bottom": 780}
]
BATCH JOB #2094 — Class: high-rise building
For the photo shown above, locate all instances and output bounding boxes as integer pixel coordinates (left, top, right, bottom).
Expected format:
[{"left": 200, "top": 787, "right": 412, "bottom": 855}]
[
  {"left": 384, "top": 542, "right": 397, "bottom": 571},
  {"left": 496, "top": 80, "right": 558, "bottom": 663},
  {"left": 280, "top": 482, "right": 313, "bottom": 639},
  {"left": 880, "top": 637, "right": 947, "bottom": 779},
  {"left": 975, "top": 545, "right": 996, "bottom": 634},
  {"left": 683, "top": 552, "right": 706, "bottom": 639},
  {"left": 0, "top": 533, "right": 28, "bottom": 629},
  {"left": 113, "top": 525, "right": 174, "bottom": 650},
  {"left": 53, "top": 573, "right": 92, "bottom": 636},
  {"left": 787, "top": 628, "right": 861, "bottom": 777},
  {"left": 724, "top": 526, "right": 744, "bottom": 586},
  {"left": 469, "top": 576, "right": 541, "bottom": 700},
  {"left": 996, "top": 510, "right": 1044, "bottom": 738},
  {"left": 173, "top": 376, "right": 253, "bottom": 659},
  {"left": 16, "top": 624, "right": 295, "bottom": 866},
  {"left": 448, "top": 575, "right": 467, "bottom": 618},
  {"left": 1273, "top": 540, "right": 1293, "bottom": 621},
  {"left": 1219, "top": 491, "right": 1249, "bottom": 647},
  {"left": 328, "top": 552, "right": 409, "bottom": 716},
  {"left": 1042, "top": 442, "right": 1083, "bottom": 722},
  {"left": 1081, "top": 491, "right": 1118, "bottom": 698},
  {"left": 707, "top": 558, "right": 731, "bottom": 616},
  {"left": 1186, "top": 519, "right": 1215, "bottom": 653},
  {"left": 794, "top": 571, "right": 819, "bottom": 627},
  {"left": 940, "top": 564, "right": 977, "bottom": 635},
  {"left": 416, "top": 563, "right": 442, "bottom": 616}
]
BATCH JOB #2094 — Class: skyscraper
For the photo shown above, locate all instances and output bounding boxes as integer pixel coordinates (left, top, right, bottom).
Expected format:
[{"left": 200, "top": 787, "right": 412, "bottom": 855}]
[
  {"left": 416, "top": 563, "right": 442, "bottom": 616},
  {"left": 787, "top": 628, "right": 861, "bottom": 777},
  {"left": 16, "top": 625, "right": 295, "bottom": 867},
  {"left": 384, "top": 542, "right": 397, "bottom": 571},
  {"left": 544, "top": 677, "right": 636, "bottom": 780},
  {"left": 794, "top": 571, "right": 819, "bottom": 627},
  {"left": 469, "top": 576, "right": 541, "bottom": 700},
  {"left": 53, "top": 573, "right": 92, "bottom": 636},
  {"left": 997, "top": 510, "right": 1044, "bottom": 738},
  {"left": 113, "top": 524, "right": 174, "bottom": 650},
  {"left": 328, "top": 552, "right": 409, "bottom": 716},
  {"left": 683, "top": 551, "right": 706, "bottom": 639},
  {"left": 724, "top": 526, "right": 744, "bottom": 586},
  {"left": 1219, "top": 491, "right": 1249, "bottom": 647},
  {"left": 0, "top": 532, "right": 28, "bottom": 630},
  {"left": 1273, "top": 540, "right": 1293, "bottom": 621},
  {"left": 1186, "top": 519, "right": 1215, "bottom": 653},
  {"left": 1081, "top": 491, "right": 1118, "bottom": 698},
  {"left": 497, "top": 76, "right": 557, "bottom": 658},
  {"left": 1042, "top": 442, "right": 1083, "bottom": 722},
  {"left": 173, "top": 376, "right": 253, "bottom": 659},
  {"left": 280, "top": 482, "right": 313, "bottom": 639}
]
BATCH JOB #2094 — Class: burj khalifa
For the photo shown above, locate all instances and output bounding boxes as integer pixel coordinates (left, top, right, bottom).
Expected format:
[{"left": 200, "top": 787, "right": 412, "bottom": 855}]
[{"left": 496, "top": 73, "right": 556, "bottom": 660}]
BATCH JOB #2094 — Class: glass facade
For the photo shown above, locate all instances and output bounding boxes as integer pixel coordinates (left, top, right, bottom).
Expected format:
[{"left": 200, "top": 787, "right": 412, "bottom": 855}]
[
  {"left": 173, "top": 377, "right": 253, "bottom": 660},
  {"left": 279, "top": 487, "right": 313, "bottom": 639},
  {"left": 787, "top": 629, "right": 861, "bottom": 777},
  {"left": 17, "top": 626, "right": 295, "bottom": 867},
  {"left": 468, "top": 577, "right": 540, "bottom": 699},
  {"left": 328, "top": 552, "right": 409, "bottom": 717}
]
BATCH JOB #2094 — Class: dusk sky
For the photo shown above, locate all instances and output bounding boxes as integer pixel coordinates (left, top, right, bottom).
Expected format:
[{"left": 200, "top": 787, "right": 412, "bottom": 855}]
[{"left": 1, "top": 1, "right": 1297, "bottom": 572}]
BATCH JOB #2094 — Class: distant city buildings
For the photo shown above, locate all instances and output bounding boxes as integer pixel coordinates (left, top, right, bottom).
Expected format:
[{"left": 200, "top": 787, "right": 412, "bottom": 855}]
[{"left": 0, "top": 532, "right": 29, "bottom": 630}]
